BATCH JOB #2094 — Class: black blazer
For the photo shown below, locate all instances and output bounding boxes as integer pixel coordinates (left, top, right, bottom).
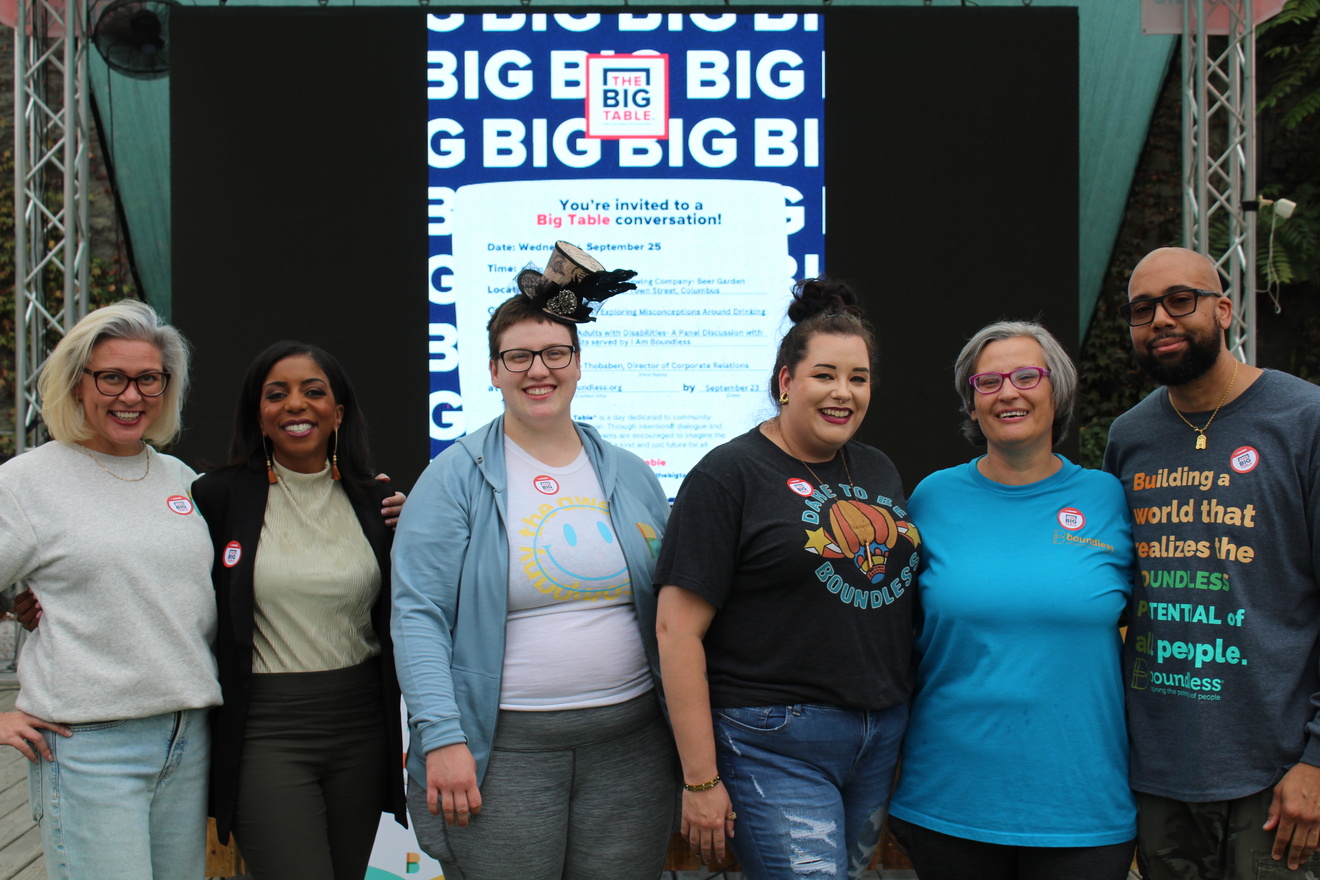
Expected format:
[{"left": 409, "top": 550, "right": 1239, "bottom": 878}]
[{"left": 192, "top": 461, "right": 407, "bottom": 842}]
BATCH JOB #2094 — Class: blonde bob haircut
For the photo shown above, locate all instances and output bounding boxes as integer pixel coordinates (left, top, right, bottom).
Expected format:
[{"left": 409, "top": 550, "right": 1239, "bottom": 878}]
[{"left": 38, "top": 300, "right": 191, "bottom": 447}]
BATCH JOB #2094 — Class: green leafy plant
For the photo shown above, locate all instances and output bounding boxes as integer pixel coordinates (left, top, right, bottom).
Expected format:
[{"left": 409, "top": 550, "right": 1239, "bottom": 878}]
[{"left": 1259, "top": 0, "right": 1320, "bottom": 129}]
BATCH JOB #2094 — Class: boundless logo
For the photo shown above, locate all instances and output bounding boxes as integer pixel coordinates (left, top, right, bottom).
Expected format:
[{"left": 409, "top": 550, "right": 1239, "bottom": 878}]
[{"left": 1130, "top": 658, "right": 1149, "bottom": 690}]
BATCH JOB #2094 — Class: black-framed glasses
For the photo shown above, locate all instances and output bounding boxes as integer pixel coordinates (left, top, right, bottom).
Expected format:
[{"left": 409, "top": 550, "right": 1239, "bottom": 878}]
[
  {"left": 82, "top": 369, "right": 171, "bottom": 397},
  {"left": 968, "top": 366, "right": 1052, "bottom": 395},
  {"left": 497, "top": 345, "right": 579, "bottom": 372},
  {"left": 1118, "top": 288, "right": 1221, "bottom": 327}
]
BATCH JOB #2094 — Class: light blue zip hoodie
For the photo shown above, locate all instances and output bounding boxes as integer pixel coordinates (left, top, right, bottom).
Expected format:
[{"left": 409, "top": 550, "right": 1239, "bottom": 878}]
[{"left": 391, "top": 416, "right": 670, "bottom": 786}]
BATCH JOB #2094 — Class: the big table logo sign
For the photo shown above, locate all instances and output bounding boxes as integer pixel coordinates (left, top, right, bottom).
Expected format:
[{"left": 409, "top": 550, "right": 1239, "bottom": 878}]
[{"left": 585, "top": 54, "right": 669, "bottom": 139}]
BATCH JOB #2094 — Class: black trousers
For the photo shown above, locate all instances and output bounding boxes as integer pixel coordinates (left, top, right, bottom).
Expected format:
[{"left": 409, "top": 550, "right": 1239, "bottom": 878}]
[
  {"left": 888, "top": 814, "right": 1136, "bottom": 880},
  {"left": 231, "top": 659, "right": 388, "bottom": 880}
]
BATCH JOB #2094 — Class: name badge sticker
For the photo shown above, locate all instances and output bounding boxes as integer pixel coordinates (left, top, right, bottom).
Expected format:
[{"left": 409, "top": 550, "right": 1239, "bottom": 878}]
[
  {"left": 166, "top": 495, "right": 194, "bottom": 515},
  {"left": 1057, "top": 507, "right": 1086, "bottom": 530},
  {"left": 1230, "top": 446, "right": 1259, "bottom": 474},
  {"left": 787, "top": 478, "right": 813, "bottom": 497}
]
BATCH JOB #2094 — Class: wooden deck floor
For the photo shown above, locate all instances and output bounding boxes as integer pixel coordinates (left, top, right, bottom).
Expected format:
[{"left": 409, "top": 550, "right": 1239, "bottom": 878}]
[{"left": 0, "top": 684, "right": 45, "bottom": 880}]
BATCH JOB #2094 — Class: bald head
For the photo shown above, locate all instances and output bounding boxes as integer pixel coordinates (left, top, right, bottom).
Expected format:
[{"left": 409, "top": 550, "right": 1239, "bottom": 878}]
[
  {"left": 1129, "top": 247, "right": 1223, "bottom": 299},
  {"left": 1125, "top": 246, "right": 1233, "bottom": 387}
]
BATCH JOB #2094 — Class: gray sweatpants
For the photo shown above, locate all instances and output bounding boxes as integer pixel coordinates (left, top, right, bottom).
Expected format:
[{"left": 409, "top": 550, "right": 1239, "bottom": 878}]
[{"left": 408, "top": 690, "right": 678, "bottom": 880}]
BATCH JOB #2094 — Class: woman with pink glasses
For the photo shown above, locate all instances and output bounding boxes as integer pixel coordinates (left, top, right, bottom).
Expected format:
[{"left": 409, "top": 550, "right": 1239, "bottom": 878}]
[{"left": 887, "top": 320, "right": 1137, "bottom": 880}]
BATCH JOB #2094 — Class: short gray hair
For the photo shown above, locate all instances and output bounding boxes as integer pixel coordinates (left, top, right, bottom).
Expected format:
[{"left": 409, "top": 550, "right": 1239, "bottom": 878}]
[
  {"left": 953, "top": 320, "right": 1077, "bottom": 447},
  {"left": 38, "top": 300, "right": 191, "bottom": 447}
]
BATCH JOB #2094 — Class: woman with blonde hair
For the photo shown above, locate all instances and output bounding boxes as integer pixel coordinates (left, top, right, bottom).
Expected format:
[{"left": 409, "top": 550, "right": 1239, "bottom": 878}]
[{"left": 0, "top": 300, "right": 220, "bottom": 880}]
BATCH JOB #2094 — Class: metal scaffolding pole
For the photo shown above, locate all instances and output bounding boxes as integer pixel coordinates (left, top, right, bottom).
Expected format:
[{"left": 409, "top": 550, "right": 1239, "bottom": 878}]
[
  {"left": 1183, "top": 0, "right": 1257, "bottom": 365},
  {"left": 12, "top": 0, "right": 90, "bottom": 454}
]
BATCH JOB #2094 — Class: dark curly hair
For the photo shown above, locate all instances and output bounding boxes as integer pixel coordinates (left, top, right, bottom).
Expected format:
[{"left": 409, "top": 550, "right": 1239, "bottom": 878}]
[{"left": 768, "top": 277, "right": 877, "bottom": 407}]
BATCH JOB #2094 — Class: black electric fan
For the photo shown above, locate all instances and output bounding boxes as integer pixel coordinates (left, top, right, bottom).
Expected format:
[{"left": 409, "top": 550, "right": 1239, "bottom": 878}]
[{"left": 92, "top": 0, "right": 177, "bottom": 79}]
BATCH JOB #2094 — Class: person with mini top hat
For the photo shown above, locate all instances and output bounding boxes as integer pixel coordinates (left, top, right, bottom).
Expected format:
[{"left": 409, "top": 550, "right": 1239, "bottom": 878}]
[{"left": 392, "top": 241, "right": 678, "bottom": 880}]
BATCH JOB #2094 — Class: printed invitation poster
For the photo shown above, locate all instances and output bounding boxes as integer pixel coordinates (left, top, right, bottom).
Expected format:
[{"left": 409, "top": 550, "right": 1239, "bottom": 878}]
[{"left": 427, "top": 12, "right": 826, "bottom": 497}]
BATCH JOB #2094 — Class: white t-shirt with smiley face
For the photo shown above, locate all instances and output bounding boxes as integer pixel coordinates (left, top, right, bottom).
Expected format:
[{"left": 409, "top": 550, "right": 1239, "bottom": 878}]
[{"left": 498, "top": 437, "right": 652, "bottom": 711}]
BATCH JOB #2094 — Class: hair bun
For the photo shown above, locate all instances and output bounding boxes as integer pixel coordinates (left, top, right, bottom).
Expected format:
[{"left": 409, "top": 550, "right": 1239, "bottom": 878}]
[{"left": 786, "top": 277, "right": 864, "bottom": 324}]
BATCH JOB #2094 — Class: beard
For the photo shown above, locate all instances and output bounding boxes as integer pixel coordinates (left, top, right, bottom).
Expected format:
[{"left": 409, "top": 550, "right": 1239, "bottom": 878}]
[{"left": 1134, "top": 328, "right": 1222, "bottom": 386}]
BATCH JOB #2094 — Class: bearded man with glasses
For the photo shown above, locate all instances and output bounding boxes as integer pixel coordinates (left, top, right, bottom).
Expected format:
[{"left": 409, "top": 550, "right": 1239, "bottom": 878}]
[{"left": 1104, "top": 246, "right": 1320, "bottom": 879}]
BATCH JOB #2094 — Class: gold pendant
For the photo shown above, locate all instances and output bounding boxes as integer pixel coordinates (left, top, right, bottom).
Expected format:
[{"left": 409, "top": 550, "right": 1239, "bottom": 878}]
[{"left": 1196, "top": 434, "right": 1207, "bottom": 450}]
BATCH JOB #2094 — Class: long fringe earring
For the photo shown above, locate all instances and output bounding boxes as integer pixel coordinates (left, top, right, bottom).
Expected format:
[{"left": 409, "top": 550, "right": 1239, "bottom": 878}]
[
  {"left": 331, "top": 428, "right": 342, "bottom": 481},
  {"left": 264, "top": 436, "right": 278, "bottom": 485}
]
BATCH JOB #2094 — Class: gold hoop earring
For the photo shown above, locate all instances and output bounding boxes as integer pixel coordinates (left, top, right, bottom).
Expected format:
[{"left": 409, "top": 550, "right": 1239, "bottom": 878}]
[
  {"left": 330, "top": 428, "right": 342, "bottom": 481},
  {"left": 264, "top": 436, "right": 278, "bottom": 485},
  {"left": 779, "top": 391, "right": 789, "bottom": 405}
]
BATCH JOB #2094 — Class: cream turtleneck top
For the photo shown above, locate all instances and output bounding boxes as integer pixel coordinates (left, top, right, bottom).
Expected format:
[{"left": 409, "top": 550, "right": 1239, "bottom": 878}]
[{"left": 251, "top": 460, "right": 381, "bottom": 674}]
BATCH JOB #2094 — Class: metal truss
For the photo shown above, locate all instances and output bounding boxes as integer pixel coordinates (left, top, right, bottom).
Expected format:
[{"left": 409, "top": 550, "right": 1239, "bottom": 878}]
[
  {"left": 1183, "top": 0, "right": 1257, "bottom": 364},
  {"left": 12, "top": 0, "right": 90, "bottom": 453}
]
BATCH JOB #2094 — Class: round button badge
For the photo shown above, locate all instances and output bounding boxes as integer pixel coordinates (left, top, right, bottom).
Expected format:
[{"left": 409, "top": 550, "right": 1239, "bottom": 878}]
[
  {"left": 1057, "top": 507, "right": 1085, "bottom": 530},
  {"left": 1229, "top": 446, "right": 1259, "bottom": 474}
]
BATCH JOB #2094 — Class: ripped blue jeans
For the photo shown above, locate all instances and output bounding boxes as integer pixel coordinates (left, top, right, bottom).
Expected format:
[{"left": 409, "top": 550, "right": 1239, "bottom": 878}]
[{"left": 714, "top": 702, "right": 908, "bottom": 880}]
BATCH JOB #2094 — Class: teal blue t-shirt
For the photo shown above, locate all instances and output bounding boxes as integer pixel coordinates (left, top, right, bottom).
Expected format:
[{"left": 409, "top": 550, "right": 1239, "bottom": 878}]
[{"left": 888, "top": 456, "right": 1137, "bottom": 846}]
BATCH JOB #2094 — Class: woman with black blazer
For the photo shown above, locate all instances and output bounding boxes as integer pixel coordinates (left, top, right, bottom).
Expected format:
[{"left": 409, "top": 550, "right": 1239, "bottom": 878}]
[{"left": 192, "top": 340, "right": 406, "bottom": 880}]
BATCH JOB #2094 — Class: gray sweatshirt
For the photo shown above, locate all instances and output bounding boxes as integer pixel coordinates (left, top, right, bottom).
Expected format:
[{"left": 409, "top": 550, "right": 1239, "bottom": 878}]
[{"left": 0, "top": 441, "right": 220, "bottom": 723}]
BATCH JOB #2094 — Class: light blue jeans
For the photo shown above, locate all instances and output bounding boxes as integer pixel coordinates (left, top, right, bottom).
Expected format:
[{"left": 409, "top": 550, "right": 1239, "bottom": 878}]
[
  {"left": 30, "top": 709, "right": 210, "bottom": 880},
  {"left": 715, "top": 702, "right": 908, "bottom": 880}
]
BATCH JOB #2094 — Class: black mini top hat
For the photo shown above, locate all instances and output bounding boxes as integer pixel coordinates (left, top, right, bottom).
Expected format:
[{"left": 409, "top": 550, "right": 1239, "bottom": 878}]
[{"left": 516, "top": 241, "right": 637, "bottom": 324}]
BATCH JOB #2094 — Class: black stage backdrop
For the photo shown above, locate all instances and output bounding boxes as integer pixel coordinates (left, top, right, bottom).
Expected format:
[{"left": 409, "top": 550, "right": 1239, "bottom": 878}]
[{"left": 172, "top": 8, "right": 1076, "bottom": 493}]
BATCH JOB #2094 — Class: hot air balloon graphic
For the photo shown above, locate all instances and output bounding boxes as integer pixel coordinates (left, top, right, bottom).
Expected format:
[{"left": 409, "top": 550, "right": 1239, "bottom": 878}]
[{"left": 804, "top": 499, "right": 920, "bottom": 585}]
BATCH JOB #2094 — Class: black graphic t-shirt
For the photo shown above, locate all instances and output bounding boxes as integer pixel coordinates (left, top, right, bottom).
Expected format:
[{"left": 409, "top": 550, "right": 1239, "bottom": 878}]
[{"left": 656, "top": 427, "right": 921, "bottom": 710}]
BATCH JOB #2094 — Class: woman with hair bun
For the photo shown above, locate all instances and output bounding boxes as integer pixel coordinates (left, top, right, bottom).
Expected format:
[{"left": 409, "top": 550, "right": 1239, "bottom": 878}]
[{"left": 655, "top": 278, "right": 922, "bottom": 879}]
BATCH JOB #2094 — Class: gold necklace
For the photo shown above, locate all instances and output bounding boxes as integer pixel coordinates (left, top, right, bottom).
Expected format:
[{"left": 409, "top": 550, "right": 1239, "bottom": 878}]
[
  {"left": 773, "top": 419, "right": 856, "bottom": 488},
  {"left": 1169, "top": 360, "right": 1240, "bottom": 450},
  {"left": 81, "top": 443, "right": 152, "bottom": 481}
]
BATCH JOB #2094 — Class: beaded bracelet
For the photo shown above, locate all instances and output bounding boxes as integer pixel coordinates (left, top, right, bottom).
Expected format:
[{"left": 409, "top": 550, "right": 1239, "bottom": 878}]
[{"left": 683, "top": 775, "right": 722, "bottom": 792}]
